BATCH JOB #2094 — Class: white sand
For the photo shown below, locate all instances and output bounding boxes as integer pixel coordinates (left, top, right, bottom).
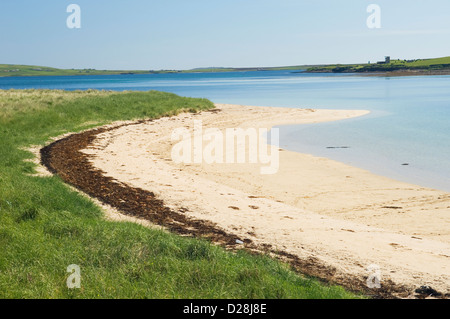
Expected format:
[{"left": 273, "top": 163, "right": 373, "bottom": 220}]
[{"left": 82, "top": 104, "right": 450, "bottom": 295}]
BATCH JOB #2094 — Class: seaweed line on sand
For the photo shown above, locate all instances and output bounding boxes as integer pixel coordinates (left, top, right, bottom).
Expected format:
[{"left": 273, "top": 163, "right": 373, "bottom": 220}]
[{"left": 40, "top": 119, "right": 423, "bottom": 299}]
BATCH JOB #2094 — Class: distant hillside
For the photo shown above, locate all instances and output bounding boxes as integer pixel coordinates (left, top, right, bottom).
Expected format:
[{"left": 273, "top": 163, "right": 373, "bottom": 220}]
[
  {"left": 3, "top": 57, "right": 449, "bottom": 78},
  {"left": 0, "top": 64, "right": 314, "bottom": 77},
  {"left": 306, "top": 56, "right": 450, "bottom": 74},
  {"left": 0, "top": 64, "right": 153, "bottom": 77},
  {"left": 158, "top": 65, "right": 314, "bottom": 73}
]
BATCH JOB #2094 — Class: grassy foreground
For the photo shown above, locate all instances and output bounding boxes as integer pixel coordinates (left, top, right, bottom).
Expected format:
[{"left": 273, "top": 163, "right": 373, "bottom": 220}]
[{"left": 0, "top": 89, "right": 361, "bottom": 299}]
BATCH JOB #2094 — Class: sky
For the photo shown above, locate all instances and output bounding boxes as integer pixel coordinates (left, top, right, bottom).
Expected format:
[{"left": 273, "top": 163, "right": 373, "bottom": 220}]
[{"left": 1, "top": 0, "right": 450, "bottom": 70}]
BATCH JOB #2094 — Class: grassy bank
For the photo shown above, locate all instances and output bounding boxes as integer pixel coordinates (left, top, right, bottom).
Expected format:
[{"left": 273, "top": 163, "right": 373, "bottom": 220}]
[
  {"left": 306, "top": 56, "right": 450, "bottom": 73},
  {"left": 3, "top": 57, "right": 450, "bottom": 78},
  {"left": 0, "top": 64, "right": 154, "bottom": 77},
  {"left": 0, "top": 89, "right": 361, "bottom": 299},
  {"left": 0, "top": 64, "right": 311, "bottom": 77}
]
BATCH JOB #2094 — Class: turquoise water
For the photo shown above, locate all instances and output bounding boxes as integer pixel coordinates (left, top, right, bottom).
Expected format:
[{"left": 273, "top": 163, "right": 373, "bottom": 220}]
[{"left": 1, "top": 71, "right": 449, "bottom": 191}]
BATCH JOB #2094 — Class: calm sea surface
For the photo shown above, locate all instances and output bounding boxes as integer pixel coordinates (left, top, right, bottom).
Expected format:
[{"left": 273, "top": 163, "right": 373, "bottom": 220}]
[{"left": 1, "top": 71, "right": 449, "bottom": 191}]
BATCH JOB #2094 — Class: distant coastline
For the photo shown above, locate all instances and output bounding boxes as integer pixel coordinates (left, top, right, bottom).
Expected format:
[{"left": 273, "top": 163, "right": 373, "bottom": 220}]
[
  {"left": 362, "top": 69, "right": 450, "bottom": 77},
  {"left": 2, "top": 55, "right": 450, "bottom": 78},
  {"left": 0, "top": 64, "right": 310, "bottom": 78},
  {"left": 307, "top": 69, "right": 450, "bottom": 77},
  {"left": 305, "top": 56, "right": 450, "bottom": 76}
]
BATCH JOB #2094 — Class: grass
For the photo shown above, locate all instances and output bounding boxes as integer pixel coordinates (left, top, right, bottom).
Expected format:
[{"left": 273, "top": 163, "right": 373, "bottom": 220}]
[
  {"left": 3, "top": 57, "right": 450, "bottom": 78},
  {"left": 306, "top": 56, "right": 450, "bottom": 73},
  {"left": 0, "top": 89, "right": 362, "bottom": 299},
  {"left": 0, "top": 64, "right": 312, "bottom": 77},
  {"left": 406, "top": 56, "right": 450, "bottom": 67},
  {"left": 0, "top": 64, "right": 154, "bottom": 77}
]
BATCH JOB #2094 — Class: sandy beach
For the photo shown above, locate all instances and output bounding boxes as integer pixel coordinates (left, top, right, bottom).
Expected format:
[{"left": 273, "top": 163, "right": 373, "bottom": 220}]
[{"left": 77, "top": 103, "right": 450, "bottom": 296}]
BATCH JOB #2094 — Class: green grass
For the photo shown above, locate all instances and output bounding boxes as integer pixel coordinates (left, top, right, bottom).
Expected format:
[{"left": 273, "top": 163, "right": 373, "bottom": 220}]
[
  {"left": 406, "top": 56, "right": 450, "bottom": 67},
  {"left": 3, "top": 57, "right": 450, "bottom": 78},
  {"left": 0, "top": 89, "right": 362, "bottom": 299},
  {"left": 0, "top": 64, "right": 312, "bottom": 77},
  {"left": 0, "top": 64, "right": 154, "bottom": 77},
  {"left": 307, "top": 56, "right": 450, "bottom": 73}
]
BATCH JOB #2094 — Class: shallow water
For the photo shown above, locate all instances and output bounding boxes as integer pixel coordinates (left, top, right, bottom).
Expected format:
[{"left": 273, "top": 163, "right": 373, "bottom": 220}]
[{"left": 1, "top": 71, "right": 449, "bottom": 191}]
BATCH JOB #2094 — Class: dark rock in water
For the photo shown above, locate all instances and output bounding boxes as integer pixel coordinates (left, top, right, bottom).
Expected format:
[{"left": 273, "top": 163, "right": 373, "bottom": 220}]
[
  {"left": 415, "top": 286, "right": 442, "bottom": 297},
  {"left": 401, "top": 163, "right": 409, "bottom": 166}
]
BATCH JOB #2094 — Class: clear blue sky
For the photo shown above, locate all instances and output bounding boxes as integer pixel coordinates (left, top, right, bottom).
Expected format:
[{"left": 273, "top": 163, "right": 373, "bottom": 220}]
[{"left": 1, "top": 0, "right": 450, "bottom": 70}]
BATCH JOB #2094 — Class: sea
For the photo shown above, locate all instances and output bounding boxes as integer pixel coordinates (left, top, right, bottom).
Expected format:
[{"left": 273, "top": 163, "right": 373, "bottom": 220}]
[{"left": 1, "top": 71, "right": 449, "bottom": 192}]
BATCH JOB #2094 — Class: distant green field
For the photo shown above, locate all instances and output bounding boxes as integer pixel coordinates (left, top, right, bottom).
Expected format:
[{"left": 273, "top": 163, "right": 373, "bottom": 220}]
[
  {"left": 3, "top": 57, "right": 449, "bottom": 78},
  {"left": 306, "top": 56, "right": 450, "bottom": 73},
  {"left": 0, "top": 64, "right": 312, "bottom": 77},
  {"left": 407, "top": 56, "right": 450, "bottom": 67},
  {"left": 0, "top": 64, "right": 153, "bottom": 77}
]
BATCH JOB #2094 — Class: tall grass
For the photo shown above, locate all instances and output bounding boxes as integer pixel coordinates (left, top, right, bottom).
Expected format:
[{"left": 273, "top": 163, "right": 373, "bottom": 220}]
[{"left": 0, "top": 89, "right": 361, "bottom": 299}]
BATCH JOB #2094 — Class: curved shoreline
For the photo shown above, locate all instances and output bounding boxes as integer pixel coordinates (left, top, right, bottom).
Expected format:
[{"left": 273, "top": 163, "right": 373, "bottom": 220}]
[{"left": 40, "top": 104, "right": 450, "bottom": 298}]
